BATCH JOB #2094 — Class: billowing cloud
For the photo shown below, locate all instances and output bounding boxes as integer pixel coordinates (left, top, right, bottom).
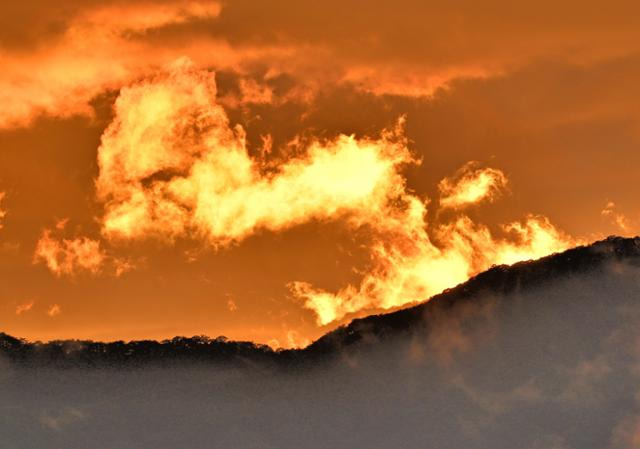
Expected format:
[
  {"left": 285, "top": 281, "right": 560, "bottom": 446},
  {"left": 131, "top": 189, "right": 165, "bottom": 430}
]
[
  {"left": 96, "top": 60, "right": 414, "bottom": 245},
  {"left": 33, "top": 229, "right": 106, "bottom": 277},
  {"left": 438, "top": 163, "right": 508, "bottom": 209},
  {"left": 1, "top": 0, "right": 639, "bottom": 348},
  {"left": 32, "top": 225, "right": 136, "bottom": 278},
  {"left": 93, "top": 62, "right": 577, "bottom": 326},
  {"left": 291, "top": 212, "right": 575, "bottom": 325}
]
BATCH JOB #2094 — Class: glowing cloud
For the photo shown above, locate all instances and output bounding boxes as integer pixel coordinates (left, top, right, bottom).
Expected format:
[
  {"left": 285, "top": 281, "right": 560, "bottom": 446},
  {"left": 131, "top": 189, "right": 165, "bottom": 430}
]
[
  {"left": 342, "top": 65, "right": 493, "bottom": 98},
  {"left": 94, "top": 62, "right": 577, "bottom": 328},
  {"left": 15, "top": 301, "right": 34, "bottom": 316},
  {"left": 96, "top": 60, "right": 414, "bottom": 245},
  {"left": 291, "top": 208, "right": 576, "bottom": 325},
  {"left": 32, "top": 224, "right": 135, "bottom": 278},
  {"left": 4, "top": 0, "right": 640, "bottom": 130},
  {"left": 0, "top": 1, "right": 235, "bottom": 128},
  {"left": 439, "top": 163, "right": 508, "bottom": 209},
  {"left": 47, "top": 304, "right": 62, "bottom": 317},
  {"left": 80, "top": 1, "right": 221, "bottom": 31},
  {"left": 33, "top": 229, "right": 106, "bottom": 277},
  {"left": 602, "top": 201, "right": 632, "bottom": 234}
]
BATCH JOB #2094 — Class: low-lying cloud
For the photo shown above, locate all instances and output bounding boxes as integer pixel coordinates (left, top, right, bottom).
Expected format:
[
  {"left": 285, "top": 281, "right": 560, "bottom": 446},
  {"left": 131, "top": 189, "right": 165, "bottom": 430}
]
[{"left": 3, "top": 258, "right": 640, "bottom": 448}]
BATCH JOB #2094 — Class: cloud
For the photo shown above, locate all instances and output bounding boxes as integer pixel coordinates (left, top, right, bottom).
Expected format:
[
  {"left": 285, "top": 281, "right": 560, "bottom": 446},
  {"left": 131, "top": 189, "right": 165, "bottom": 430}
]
[
  {"left": 32, "top": 225, "right": 136, "bottom": 278},
  {"left": 93, "top": 62, "right": 578, "bottom": 326},
  {"left": 47, "top": 304, "right": 62, "bottom": 317},
  {"left": 610, "top": 416, "right": 640, "bottom": 449},
  {"left": 39, "top": 407, "right": 86, "bottom": 431},
  {"left": 0, "top": 0, "right": 638, "bottom": 349},
  {"left": 33, "top": 229, "right": 106, "bottom": 277},
  {"left": 226, "top": 298, "right": 238, "bottom": 312},
  {"left": 602, "top": 201, "right": 634, "bottom": 234},
  {"left": 80, "top": 1, "right": 220, "bottom": 31},
  {"left": 558, "top": 355, "right": 612, "bottom": 404},
  {"left": 438, "top": 163, "right": 508, "bottom": 209},
  {"left": 95, "top": 59, "right": 414, "bottom": 245},
  {"left": 4, "top": 0, "right": 640, "bottom": 128},
  {"left": 291, "top": 213, "right": 575, "bottom": 325},
  {"left": 15, "top": 301, "right": 34, "bottom": 316},
  {"left": 3, "top": 259, "right": 640, "bottom": 448},
  {"left": 0, "top": 1, "right": 247, "bottom": 128},
  {"left": 203, "top": 0, "right": 640, "bottom": 97},
  {"left": 218, "top": 78, "right": 275, "bottom": 109}
]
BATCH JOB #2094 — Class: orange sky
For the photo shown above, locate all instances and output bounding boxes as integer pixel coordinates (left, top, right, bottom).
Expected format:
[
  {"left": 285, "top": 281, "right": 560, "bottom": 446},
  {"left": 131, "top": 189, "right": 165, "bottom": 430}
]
[{"left": 1, "top": 0, "right": 639, "bottom": 347}]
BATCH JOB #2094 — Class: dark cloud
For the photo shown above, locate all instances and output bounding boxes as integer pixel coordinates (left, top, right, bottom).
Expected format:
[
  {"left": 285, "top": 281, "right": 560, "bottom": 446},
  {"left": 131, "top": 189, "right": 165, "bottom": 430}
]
[{"left": 206, "top": 0, "right": 640, "bottom": 69}]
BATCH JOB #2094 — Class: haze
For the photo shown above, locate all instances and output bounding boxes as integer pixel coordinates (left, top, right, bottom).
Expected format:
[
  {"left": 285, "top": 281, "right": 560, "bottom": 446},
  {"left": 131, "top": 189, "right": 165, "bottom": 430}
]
[{"left": 3, "top": 257, "right": 640, "bottom": 448}]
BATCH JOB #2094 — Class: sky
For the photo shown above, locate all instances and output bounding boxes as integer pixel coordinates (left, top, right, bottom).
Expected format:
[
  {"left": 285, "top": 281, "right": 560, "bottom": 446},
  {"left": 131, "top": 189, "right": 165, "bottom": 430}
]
[{"left": 1, "top": 0, "right": 639, "bottom": 347}]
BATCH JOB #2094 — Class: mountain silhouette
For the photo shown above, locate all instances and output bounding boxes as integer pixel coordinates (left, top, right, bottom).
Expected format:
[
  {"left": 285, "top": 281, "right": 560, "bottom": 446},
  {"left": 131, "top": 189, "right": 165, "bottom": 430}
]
[
  {"left": 4, "top": 236, "right": 640, "bottom": 449},
  {"left": 309, "top": 235, "right": 640, "bottom": 353},
  {"left": 2, "top": 235, "right": 639, "bottom": 368}
]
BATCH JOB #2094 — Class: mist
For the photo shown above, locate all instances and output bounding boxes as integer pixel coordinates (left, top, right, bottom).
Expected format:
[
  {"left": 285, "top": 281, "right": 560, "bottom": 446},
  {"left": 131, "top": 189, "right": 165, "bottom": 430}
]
[{"left": 2, "top": 257, "right": 640, "bottom": 448}]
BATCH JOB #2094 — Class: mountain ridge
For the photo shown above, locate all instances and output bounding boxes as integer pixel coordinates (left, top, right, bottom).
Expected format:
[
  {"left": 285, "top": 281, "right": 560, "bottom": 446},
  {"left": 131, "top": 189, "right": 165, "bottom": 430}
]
[
  {"left": 309, "top": 235, "right": 640, "bottom": 353},
  {"left": 2, "top": 235, "right": 639, "bottom": 367}
]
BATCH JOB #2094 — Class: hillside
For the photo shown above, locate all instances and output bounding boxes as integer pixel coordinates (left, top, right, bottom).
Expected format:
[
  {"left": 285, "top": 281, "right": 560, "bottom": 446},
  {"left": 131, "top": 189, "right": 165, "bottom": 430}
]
[{"left": 2, "top": 236, "right": 639, "bottom": 367}]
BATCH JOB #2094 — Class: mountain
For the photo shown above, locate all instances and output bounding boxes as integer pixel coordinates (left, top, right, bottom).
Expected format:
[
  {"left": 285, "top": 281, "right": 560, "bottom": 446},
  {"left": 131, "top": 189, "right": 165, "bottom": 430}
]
[
  {"left": 309, "top": 235, "right": 640, "bottom": 352},
  {"left": 4, "top": 236, "right": 640, "bottom": 449},
  {"left": 2, "top": 235, "right": 639, "bottom": 367}
]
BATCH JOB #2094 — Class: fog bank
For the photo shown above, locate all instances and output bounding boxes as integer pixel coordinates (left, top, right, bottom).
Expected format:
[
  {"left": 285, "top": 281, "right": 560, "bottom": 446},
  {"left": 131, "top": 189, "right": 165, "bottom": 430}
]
[{"left": 3, "top": 254, "right": 640, "bottom": 448}]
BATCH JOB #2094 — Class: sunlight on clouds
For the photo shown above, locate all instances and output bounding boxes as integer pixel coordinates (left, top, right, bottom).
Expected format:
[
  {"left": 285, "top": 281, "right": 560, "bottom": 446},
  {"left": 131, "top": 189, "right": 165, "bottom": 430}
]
[
  {"left": 0, "top": 1, "right": 236, "bottom": 128},
  {"left": 34, "top": 229, "right": 106, "bottom": 277},
  {"left": 439, "top": 163, "right": 509, "bottom": 209},
  {"left": 93, "top": 61, "right": 578, "bottom": 328},
  {"left": 602, "top": 201, "right": 633, "bottom": 234},
  {"left": 96, "top": 59, "right": 414, "bottom": 245},
  {"left": 33, "top": 224, "right": 136, "bottom": 278},
  {"left": 47, "top": 304, "right": 62, "bottom": 317},
  {"left": 342, "top": 65, "right": 494, "bottom": 98},
  {"left": 291, "top": 211, "right": 576, "bottom": 326},
  {"left": 15, "top": 301, "right": 34, "bottom": 316},
  {"left": 79, "top": 1, "right": 220, "bottom": 32}
]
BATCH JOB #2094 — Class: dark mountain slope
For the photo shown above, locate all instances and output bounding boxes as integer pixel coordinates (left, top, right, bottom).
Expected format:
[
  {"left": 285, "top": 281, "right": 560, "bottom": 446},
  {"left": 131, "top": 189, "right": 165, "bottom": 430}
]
[
  {"left": 2, "top": 235, "right": 639, "bottom": 367},
  {"left": 310, "top": 235, "right": 640, "bottom": 353},
  {"left": 4, "top": 237, "right": 640, "bottom": 449}
]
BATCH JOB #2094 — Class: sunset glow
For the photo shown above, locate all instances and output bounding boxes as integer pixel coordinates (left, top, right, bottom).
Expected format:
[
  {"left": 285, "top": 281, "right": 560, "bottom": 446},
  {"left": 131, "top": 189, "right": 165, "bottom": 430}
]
[{"left": 1, "top": 0, "right": 639, "bottom": 347}]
